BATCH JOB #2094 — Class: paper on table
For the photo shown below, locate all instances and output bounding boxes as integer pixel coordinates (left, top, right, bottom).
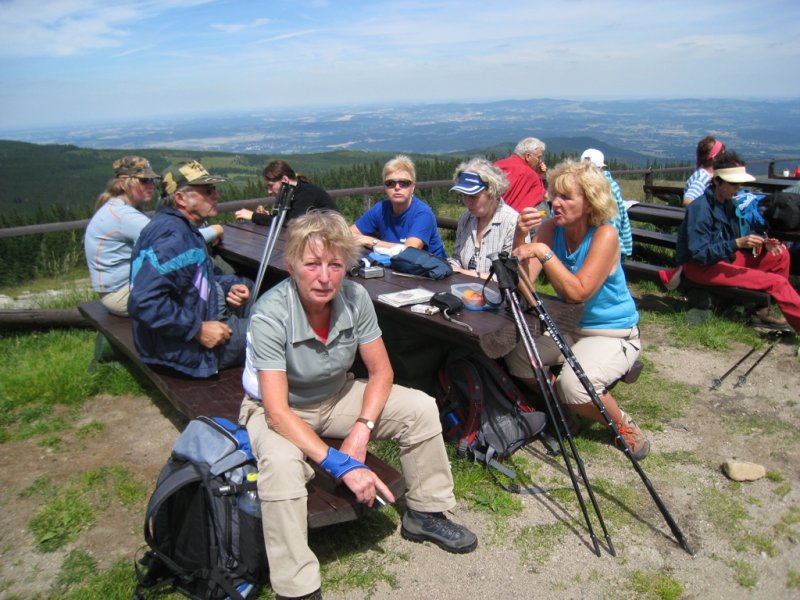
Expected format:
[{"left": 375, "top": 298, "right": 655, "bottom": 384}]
[{"left": 377, "top": 287, "right": 435, "bottom": 307}]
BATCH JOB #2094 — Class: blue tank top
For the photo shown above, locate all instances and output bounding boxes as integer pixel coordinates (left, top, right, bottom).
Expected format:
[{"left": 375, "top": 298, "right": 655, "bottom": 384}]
[{"left": 552, "top": 226, "right": 639, "bottom": 329}]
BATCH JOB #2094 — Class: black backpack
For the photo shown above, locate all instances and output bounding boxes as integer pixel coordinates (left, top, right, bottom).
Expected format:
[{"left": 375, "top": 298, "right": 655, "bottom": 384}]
[
  {"left": 763, "top": 191, "right": 800, "bottom": 231},
  {"left": 434, "top": 352, "right": 546, "bottom": 481},
  {"left": 134, "top": 416, "right": 269, "bottom": 600}
]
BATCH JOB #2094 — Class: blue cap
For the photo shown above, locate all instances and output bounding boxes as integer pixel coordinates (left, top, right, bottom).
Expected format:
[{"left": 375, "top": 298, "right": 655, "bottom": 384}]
[{"left": 450, "top": 171, "right": 486, "bottom": 195}]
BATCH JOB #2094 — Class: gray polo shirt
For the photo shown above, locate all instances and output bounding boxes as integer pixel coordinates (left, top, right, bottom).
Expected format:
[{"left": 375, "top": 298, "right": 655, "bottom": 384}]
[{"left": 242, "top": 277, "right": 382, "bottom": 406}]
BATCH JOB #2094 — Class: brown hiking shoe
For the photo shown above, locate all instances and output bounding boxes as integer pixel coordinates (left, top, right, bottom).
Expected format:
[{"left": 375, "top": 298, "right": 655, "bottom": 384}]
[{"left": 615, "top": 412, "right": 650, "bottom": 460}]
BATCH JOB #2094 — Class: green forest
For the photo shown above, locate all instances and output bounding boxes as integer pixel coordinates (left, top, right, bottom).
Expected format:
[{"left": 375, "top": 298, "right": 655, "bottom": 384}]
[{"left": 0, "top": 139, "right": 682, "bottom": 287}]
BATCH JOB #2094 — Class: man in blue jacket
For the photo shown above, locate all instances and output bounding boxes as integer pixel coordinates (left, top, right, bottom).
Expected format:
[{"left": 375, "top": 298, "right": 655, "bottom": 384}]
[{"left": 129, "top": 160, "right": 251, "bottom": 378}]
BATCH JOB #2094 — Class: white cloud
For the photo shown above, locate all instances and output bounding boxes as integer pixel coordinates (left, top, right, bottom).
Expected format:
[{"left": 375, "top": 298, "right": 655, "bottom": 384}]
[
  {"left": 0, "top": 0, "right": 215, "bottom": 57},
  {"left": 210, "top": 18, "right": 269, "bottom": 34}
]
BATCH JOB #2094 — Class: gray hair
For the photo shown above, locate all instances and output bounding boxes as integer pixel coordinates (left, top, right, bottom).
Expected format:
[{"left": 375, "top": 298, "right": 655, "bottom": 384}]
[
  {"left": 514, "top": 137, "right": 546, "bottom": 157},
  {"left": 453, "top": 157, "right": 509, "bottom": 202}
]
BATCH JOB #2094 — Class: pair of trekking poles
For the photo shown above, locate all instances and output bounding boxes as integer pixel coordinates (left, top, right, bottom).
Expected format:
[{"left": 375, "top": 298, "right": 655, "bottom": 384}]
[
  {"left": 487, "top": 252, "right": 694, "bottom": 557},
  {"left": 709, "top": 329, "right": 782, "bottom": 390}
]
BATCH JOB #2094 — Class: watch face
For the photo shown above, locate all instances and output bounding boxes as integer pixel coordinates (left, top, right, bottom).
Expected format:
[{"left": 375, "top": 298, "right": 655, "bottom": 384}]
[{"left": 358, "top": 418, "right": 374, "bottom": 430}]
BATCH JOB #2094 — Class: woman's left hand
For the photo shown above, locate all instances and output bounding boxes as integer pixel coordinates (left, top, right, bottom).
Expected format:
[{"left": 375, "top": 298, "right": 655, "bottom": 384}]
[{"left": 513, "top": 242, "right": 550, "bottom": 263}]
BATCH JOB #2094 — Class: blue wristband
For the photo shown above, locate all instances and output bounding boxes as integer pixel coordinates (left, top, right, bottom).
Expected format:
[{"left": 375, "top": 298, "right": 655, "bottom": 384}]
[{"left": 319, "top": 447, "right": 369, "bottom": 480}]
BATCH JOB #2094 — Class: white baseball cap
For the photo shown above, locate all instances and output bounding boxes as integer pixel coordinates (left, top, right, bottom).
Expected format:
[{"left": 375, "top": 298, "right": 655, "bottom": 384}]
[{"left": 580, "top": 148, "right": 606, "bottom": 168}]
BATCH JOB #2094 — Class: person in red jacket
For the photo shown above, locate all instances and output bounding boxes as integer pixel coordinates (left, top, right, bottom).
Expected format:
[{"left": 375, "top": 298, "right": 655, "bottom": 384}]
[{"left": 495, "top": 137, "right": 548, "bottom": 212}]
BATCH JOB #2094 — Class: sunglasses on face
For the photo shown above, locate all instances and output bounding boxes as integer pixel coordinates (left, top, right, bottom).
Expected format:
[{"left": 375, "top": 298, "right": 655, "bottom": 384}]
[
  {"left": 384, "top": 179, "right": 413, "bottom": 189},
  {"left": 138, "top": 178, "right": 156, "bottom": 185}
]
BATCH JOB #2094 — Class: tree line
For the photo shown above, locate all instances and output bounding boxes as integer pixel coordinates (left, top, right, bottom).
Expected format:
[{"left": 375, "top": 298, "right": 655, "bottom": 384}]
[{"left": 0, "top": 144, "right": 689, "bottom": 288}]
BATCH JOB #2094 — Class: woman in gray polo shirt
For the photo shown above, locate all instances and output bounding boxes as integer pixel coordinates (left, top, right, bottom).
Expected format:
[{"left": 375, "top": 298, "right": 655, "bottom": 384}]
[{"left": 239, "top": 211, "right": 477, "bottom": 600}]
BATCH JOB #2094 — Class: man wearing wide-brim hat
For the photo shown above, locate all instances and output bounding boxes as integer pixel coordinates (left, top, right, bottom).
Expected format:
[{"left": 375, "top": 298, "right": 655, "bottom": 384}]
[
  {"left": 128, "top": 160, "right": 252, "bottom": 377},
  {"left": 675, "top": 151, "right": 800, "bottom": 333}
]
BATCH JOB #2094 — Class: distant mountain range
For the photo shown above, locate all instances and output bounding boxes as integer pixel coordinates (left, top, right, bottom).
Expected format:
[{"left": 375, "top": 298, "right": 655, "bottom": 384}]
[{"left": 3, "top": 98, "right": 799, "bottom": 166}]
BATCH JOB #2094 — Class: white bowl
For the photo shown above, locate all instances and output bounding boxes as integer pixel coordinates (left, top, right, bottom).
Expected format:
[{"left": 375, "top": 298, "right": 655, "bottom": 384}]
[{"left": 450, "top": 282, "right": 501, "bottom": 307}]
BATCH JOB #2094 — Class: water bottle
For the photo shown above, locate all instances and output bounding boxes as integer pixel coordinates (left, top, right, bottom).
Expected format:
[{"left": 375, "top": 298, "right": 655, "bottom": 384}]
[{"left": 238, "top": 472, "right": 261, "bottom": 518}]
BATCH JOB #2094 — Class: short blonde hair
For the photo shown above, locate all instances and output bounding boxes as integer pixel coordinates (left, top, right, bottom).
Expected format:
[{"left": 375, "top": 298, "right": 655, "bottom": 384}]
[
  {"left": 548, "top": 159, "right": 617, "bottom": 226},
  {"left": 382, "top": 154, "right": 416, "bottom": 182},
  {"left": 284, "top": 210, "right": 361, "bottom": 269}
]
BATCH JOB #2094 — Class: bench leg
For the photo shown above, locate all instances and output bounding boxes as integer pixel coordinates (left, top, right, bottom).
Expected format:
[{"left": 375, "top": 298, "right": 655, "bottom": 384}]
[{"left": 89, "top": 332, "right": 120, "bottom": 373}]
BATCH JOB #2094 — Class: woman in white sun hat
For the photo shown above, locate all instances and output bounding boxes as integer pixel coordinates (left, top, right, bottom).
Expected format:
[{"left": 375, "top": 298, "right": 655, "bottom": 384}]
[{"left": 675, "top": 151, "right": 800, "bottom": 332}]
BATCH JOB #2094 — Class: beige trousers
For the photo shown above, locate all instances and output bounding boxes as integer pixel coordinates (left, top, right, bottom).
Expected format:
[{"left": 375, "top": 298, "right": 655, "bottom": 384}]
[
  {"left": 239, "top": 377, "right": 455, "bottom": 597},
  {"left": 505, "top": 326, "right": 641, "bottom": 405}
]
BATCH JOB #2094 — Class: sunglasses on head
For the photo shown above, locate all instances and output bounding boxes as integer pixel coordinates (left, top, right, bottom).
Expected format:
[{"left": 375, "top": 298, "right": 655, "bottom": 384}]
[{"left": 384, "top": 179, "right": 413, "bottom": 189}]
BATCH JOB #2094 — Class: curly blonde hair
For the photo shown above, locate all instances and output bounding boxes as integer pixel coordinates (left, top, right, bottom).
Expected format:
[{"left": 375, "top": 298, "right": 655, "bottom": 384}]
[{"left": 548, "top": 159, "right": 617, "bottom": 225}]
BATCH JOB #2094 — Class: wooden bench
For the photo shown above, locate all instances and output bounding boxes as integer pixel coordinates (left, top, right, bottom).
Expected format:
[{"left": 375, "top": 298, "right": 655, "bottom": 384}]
[
  {"left": 78, "top": 300, "right": 405, "bottom": 529},
  {"left": 643, "top": 183, "right": 684, "bottom": 205},
  {"left": 630, "top": 227, "right": 677, "bottom": 249},
  {"left": 624, "top": 203, "right": 773, "bottom": 310}
]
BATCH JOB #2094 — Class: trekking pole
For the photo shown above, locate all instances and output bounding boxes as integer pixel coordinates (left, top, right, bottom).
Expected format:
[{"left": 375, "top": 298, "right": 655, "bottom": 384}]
[
  {"left": 490, "top": 255, "right": 614, "bottom": 557},
  {"left": 501, "top": 253, "right": 694, "bottom": 555},
  {"left": 710, "top": 346, "right": 758, "bottom": 390},
  {"left": 246, "top": 183, "right": 296, "bottom": 312},
  {"left": 733, "top": 338, "right": 777, "bottom": 388}
]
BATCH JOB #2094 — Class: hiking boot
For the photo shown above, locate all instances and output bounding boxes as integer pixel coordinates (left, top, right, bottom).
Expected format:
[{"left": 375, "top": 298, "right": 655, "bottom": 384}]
[
  {"left": 401, "top": 509, "right": 478, "bottom": 554},
  {"left": 614, "top": 412, "right": 650, "bottom": 460},
  {"left": 658, "top": 266, "right": 683, "bottom": 291}
]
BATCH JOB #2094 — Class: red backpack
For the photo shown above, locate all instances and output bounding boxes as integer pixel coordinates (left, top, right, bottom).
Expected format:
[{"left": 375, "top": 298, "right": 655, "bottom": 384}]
[{"left": 434, "top": 352, "right": 546, "bottom": 474}]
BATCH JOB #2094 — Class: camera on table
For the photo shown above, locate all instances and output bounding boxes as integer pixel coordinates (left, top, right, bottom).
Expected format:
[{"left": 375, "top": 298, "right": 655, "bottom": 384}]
[{"left": 350, "top": 258, "right": 385, "bottom": 279}]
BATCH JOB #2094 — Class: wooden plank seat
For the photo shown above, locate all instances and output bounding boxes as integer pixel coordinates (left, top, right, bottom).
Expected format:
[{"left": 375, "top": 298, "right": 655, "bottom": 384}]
[
  {"left": 643, "top": 183, "right": 684, "bottom": 204},
  {"left": 78, "top": 300, "right": 405, "bottom": 529},
  {"left": 630, "top": 227, "right": 677, "bottom": 249},
  {"left": 623, "top": 204, "right": 773, "bottom": 309}
]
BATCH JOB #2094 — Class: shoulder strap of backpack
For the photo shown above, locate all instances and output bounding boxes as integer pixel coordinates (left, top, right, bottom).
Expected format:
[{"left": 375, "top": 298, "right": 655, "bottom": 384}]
[{"left": 467, "top": 354, "right": 525, "bottom": 412}]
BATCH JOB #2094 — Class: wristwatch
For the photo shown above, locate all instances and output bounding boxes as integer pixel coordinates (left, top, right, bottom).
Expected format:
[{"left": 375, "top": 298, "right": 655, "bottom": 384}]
[
  {"left": 539, "top": 250, "right": 554, "bottom": 264},
  {"left": 370, "top": 238, "right": 379, "bottom": 249},
  {"left": 356, "top": 417, "right": 375, "bottom": 431}
]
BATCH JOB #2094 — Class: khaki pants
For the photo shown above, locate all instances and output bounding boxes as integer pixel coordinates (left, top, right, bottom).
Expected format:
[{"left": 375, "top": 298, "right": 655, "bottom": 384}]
[
  {"left": 505, "top": 326, "right": 641, "bottom": 405},
  {"left": 100, "top": 285, "right": 130, "bottom": 317},
  {"left": 239, "top": 377, "right": 455, "bottom": 597}
]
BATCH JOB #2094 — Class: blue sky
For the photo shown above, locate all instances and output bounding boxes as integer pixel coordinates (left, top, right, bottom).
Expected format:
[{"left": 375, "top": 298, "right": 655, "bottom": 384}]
[{"left": 1, "top": 0, "right": 798, "bottom": 130}]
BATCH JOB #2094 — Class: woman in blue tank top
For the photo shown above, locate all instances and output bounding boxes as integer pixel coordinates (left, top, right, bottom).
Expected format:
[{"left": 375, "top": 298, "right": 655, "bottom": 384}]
[{"left": 505, "top": 159, "right": 649, "bottom": 459}]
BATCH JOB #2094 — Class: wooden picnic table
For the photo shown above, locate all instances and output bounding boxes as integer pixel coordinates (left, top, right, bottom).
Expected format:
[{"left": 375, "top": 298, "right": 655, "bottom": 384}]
[{"left": 216, "top": 222, "right": 584, "bottom": 361}]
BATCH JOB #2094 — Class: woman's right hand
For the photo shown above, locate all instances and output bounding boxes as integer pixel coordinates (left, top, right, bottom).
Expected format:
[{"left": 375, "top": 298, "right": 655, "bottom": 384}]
[
  {"left": 235, "top": 208, "right": 254, "bottom": 221},
  {"left": 516, "top": 207, "right": 544, "bottom": 235},
  {"left": 341, "top": 467, "right": 395, "bottom": 507}
]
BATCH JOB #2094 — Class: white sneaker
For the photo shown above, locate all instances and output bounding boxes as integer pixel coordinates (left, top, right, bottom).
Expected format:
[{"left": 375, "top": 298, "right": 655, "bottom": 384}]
[{"left": 658, "top": 266, "right": 683, "bottom": 291}]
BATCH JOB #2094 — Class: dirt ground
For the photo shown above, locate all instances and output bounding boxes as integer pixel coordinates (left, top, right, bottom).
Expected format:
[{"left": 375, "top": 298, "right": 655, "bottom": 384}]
[{"left": 1, "top": 319, "right": 799, "bottom": 599}]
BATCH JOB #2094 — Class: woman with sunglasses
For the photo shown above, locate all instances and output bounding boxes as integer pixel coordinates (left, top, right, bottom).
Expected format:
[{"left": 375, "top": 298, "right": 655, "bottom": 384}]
[
  {"left": 84, "top": 156, "right": 222, "bottom": 316},
  {"left": 235, "top": 159, "right": 338, "bottom": 225},
  {"left": 350, "top": 154, "right": 447, "bottom": 257},
  {"left": 448, "top": 157, "right": 531, "bottom": 279}
]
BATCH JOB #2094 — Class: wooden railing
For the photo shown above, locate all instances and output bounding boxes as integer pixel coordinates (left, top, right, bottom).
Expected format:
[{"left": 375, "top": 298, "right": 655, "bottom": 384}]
[{"left": 1, "top": 159, "right": 798, "bottom": 240}]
